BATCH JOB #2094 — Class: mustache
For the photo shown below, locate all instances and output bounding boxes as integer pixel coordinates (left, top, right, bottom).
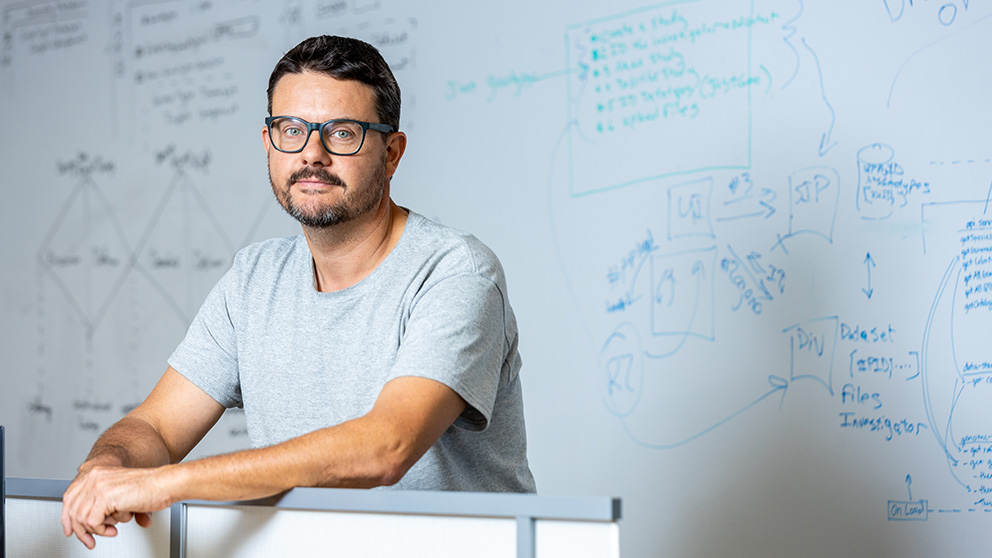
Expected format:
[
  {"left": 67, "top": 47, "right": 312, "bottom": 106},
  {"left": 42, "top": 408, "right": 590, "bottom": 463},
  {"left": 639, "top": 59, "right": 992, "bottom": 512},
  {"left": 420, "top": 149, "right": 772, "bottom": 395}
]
[{"left": 288, "top": 166, "right": 345, "bottom": 187}]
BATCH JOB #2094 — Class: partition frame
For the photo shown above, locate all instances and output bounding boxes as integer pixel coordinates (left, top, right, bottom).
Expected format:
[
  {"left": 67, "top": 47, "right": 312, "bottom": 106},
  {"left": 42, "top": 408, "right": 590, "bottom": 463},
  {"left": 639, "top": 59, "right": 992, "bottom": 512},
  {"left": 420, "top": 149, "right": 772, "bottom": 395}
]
[
  {"left": 6, "top": 479, "right": 621, "bottom": 558},
  {"left": 177, "top": 487, "right": 622, "bottom": 558}
]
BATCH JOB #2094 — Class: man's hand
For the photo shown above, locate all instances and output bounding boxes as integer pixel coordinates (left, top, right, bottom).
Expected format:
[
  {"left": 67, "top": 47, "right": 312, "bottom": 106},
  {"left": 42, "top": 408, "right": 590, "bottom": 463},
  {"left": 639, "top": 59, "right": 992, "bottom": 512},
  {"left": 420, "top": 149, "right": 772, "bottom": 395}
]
[
  {"left": 59, "top": 368, "right": 227, "bottom": 548},
  {"left": 60, "top": 465, "right": 172, "bottom": 549}
]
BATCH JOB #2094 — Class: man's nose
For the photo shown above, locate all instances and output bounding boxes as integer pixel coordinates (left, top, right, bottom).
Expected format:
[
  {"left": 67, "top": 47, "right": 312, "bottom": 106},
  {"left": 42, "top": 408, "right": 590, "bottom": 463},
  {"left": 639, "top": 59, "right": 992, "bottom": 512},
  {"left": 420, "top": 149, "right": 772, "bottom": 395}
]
[{"left": 299, "top": 129, "right": 332, "bottom": 166}]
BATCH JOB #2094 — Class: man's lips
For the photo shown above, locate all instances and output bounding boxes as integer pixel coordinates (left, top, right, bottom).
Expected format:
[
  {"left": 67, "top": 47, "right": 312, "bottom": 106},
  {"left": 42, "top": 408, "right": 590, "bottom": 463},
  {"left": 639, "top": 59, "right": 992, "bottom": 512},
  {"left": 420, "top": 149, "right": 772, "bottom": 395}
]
[
  {"left": 294, "top": 179, "right": 337, "bottom": 187},
  {"left": 288, "top": 167, "right": 345, "bottom": 190}
]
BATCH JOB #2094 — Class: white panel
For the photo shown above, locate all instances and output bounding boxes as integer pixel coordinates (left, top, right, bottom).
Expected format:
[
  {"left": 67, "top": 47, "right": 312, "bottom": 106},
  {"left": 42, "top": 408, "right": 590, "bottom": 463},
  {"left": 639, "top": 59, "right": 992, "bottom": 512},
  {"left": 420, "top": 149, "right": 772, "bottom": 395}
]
[
  {"left": 185, "top": 505, "right": 517, "bottom": 558},
  {"left": 535, "top": 520, "right": 620, "bottom": 558},
  {"left": 5, "top": 498, "right": 171, "bottom": 558}
]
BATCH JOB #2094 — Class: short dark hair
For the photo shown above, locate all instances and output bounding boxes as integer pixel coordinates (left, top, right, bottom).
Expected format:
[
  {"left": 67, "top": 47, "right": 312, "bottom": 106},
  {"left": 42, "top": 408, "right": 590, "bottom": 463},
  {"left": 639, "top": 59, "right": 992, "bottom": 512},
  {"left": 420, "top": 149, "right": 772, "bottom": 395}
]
[{"left": 267, "top": 35, "right": 401, "bottom": 130}]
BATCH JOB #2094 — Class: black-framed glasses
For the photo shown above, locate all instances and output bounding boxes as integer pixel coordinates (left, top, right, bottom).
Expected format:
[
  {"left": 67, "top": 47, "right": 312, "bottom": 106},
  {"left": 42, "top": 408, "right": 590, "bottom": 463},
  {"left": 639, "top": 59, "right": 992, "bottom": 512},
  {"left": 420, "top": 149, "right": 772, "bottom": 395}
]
[{"left": 265, "top": 116, "right": 396, "bottom": 156}]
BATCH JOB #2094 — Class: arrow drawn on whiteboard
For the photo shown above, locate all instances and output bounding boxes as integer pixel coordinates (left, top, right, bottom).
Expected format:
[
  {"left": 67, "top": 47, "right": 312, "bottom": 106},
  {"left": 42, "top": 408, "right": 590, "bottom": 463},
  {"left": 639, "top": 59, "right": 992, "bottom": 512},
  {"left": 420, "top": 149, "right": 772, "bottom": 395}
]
[
  {"left": 801, "top": 37, "right": 837, "bottom": 156},
  {"left": 718, "top": 188, "right": 777, "bottom": 222},
  {"left": 622, "top": 375, "right": 789, "bottom": 450},
  {"left": 906, "top": 474, "right": 913, "bottom": 500},
  {"left": 862, "top": 252, "right": 876, "bottom": 299},
  {"left": 780, "top": 5, "right": 837, "bottom": 155}
]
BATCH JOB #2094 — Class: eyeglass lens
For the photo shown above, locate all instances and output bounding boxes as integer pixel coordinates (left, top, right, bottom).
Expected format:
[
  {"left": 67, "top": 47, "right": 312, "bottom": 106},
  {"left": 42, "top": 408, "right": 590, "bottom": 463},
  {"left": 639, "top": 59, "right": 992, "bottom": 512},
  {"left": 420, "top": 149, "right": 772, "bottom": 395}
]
[{"left": 269, "top": 117, "right": 366, "bottom": 155}]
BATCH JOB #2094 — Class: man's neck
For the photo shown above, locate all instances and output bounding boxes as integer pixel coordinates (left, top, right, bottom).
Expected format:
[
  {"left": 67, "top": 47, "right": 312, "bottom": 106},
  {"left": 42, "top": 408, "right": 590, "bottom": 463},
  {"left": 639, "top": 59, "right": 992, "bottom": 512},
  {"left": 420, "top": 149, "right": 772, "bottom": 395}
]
[{"left": 302, "top": 198, "right": 408, "bottom": 293}]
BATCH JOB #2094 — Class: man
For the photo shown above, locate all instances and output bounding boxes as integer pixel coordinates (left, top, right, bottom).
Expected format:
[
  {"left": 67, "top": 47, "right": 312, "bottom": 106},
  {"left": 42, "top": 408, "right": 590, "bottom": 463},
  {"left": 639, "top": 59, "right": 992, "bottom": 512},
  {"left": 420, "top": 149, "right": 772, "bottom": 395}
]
[{"left": 61, "top": 35, "right": 535, "bottom": 549}]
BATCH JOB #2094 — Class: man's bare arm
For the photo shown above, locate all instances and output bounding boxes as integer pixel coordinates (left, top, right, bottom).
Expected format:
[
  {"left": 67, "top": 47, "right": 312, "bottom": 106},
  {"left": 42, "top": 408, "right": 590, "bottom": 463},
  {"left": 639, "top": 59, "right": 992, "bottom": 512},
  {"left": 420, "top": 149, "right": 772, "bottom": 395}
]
[
  {"left": 80, "top": 368, "right": 225, "bottom": 469},
  {"left": 158, "top": 375, "right": 466, "bottom": 499},
  {"left": 61, "top": 367, "right": 226, "bottom": 548},
  {"left": 61, "top": 372, "right": 466, "bottom": 548}
]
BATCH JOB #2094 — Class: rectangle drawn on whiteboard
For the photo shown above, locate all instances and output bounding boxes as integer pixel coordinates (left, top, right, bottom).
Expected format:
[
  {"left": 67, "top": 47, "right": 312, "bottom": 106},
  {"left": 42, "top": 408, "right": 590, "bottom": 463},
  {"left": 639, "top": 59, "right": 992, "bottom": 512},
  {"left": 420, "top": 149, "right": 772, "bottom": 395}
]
[
  {"left": 565, "top": 0, "right": 761, "bottom": 197},
  {"left": 887, "top": 499, "right": 928, "bottom": 521}
]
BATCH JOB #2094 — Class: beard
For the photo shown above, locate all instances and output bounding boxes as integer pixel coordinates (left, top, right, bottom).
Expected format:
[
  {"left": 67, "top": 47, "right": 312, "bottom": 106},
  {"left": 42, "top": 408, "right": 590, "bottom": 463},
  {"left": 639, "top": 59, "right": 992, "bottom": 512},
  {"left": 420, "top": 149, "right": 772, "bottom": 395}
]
[{"left": 270, "top": 158, "right": 387, "bottom": 229}]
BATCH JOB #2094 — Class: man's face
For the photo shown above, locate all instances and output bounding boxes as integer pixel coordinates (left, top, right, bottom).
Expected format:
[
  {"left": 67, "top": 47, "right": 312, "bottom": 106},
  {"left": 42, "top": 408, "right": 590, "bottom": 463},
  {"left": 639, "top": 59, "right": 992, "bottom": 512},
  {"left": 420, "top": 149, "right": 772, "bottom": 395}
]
[{"left": 264, "top": 71, "right": 390, "bottom": 228}]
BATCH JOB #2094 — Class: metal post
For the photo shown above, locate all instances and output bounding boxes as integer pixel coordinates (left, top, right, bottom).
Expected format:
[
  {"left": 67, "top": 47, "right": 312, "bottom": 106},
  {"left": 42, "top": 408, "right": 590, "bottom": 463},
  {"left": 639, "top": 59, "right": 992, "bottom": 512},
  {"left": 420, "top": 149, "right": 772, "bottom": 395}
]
[{"left": 516, "top": 515, "right": 535, "bottom": 558}]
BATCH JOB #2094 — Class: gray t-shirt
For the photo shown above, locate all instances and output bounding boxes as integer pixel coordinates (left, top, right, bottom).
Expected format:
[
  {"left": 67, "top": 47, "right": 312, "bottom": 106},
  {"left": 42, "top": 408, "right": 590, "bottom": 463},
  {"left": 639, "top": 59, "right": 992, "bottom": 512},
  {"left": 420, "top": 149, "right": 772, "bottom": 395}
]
[{"left": 169, "top": 211, "right": 535, "bottom": 493}]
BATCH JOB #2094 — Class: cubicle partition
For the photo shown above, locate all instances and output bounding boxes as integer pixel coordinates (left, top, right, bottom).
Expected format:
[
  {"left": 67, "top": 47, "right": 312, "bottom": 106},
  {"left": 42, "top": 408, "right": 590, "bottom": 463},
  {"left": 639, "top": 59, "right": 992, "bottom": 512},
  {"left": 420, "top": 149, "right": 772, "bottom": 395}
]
[
  {"left": 5, "top": 479, "right": 171, "bottom": 558},
  {"left": 1, "top": 426, "right": 6, "bottom": 558},
  {"left": 6, "top": 478, "right": 620, "bottom": 557}
]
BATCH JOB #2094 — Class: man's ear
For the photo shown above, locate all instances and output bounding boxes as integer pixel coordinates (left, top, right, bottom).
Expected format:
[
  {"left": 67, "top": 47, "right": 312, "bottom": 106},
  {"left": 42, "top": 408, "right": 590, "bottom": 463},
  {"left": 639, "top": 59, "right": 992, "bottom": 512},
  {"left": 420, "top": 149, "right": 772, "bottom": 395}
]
[
  {"left": 384, "top": 131, "right": 407, "bottom": 179},
  {"left": 261, "top": 126, "right": 272, "bottom": 155}
]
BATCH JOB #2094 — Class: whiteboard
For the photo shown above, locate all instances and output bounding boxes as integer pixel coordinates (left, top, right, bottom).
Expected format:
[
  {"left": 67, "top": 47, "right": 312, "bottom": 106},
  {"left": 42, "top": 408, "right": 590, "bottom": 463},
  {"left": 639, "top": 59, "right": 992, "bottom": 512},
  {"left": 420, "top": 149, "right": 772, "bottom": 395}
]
[{"left": 2, "top": 0, "right": 991, "bottom": 556}]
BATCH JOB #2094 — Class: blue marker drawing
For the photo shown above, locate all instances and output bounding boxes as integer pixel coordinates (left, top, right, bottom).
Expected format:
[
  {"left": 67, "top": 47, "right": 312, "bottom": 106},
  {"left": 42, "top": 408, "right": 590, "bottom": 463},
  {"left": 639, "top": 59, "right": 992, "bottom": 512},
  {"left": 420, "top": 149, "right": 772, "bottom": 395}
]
[
  {"left": 884, "top": 0, "right": 977, "bottom": 25},
  {"left": 863, "top": 252, "right": 876, "bottom": 299},
  {"left": 667, "top": 177, "right": 715, "bottom": 241},
  {"left": 800, "top": 38, "right": 836, "bottom": 156},
  {"left": 717, "top": 172, "right": 777, "bottom": 222},
  {"left": 646, "top": 247, "right": 717, "bottom": 356},
  {"left": 564, "top": 0, "right": 775, "bottom": 197},
  {"left": 547, "top": 1, "right": 973, "bottom": 461},
  {"left": 618, "top": 373, "right": 789, "bottom": 450},
  {"left": 883, "top": 0, "right": 906, "bottom": 22},
  {"left": 847, "top": 350, "right": 920, "bottom": 382},
  {"left": 782, "top": 316, "right": 838, "bottom": 394},
  {"left": 600, "top": 322, "right": 645, "bottom": 417},
  {"left": 985, "top": 180, "right": 992, "bottom": 214},
  {"left": 788, "top": 166, "right": 839, "bottom": 243},
  {"left": 720, "top": 245, "right": 785, "bottom": 316},
  {"left": 921, "top": 255, "right": 963, "bottom": 469},
  {"left": 921, "top": 202, "right": 992, "bottom": 498},
  {"left": 597, "top": 241, "right": 783, "bottom": 448},
  {"left": 888, "top": 499, "right": 929, "bottom": 521},
  {"left": 856, "top": 143, "right": 898, "bottom": 220},
  {"left": 445, "top": 66, "right": 579, "bottom": 103},
  {"left": 778, "top": 2, "right": 836, "bottom": 155},
  {"left": 604, "top": 241, "right": 716, "bottom": 353},
  {"left": 857, "top": 143, "right": 931, "bottom": 221},
  {"left": 778, "top": 0, "right": 802, "bottom": 90},
  {"left": 907, "top": 351, "right": 921, "bottom": 381}
]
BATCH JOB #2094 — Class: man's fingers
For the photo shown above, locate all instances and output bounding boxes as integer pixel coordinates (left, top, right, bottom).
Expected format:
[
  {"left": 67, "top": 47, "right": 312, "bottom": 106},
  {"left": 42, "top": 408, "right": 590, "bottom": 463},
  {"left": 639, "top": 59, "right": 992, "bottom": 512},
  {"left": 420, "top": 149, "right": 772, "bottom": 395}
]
[
  {"left": 61, "top": 483, "right": 84, "bottom": 537},
  {"left": 88, "top": 509, "right": 112, "bottom": 537},
  {"left": 70, "top": 519, "right": 96, "bottom": 550},
  {"left": 60, "top": 508, "right": 73, "bottom": 537},
  {"left": 135, "top": 512, "right": 153, "bottom": 528}
]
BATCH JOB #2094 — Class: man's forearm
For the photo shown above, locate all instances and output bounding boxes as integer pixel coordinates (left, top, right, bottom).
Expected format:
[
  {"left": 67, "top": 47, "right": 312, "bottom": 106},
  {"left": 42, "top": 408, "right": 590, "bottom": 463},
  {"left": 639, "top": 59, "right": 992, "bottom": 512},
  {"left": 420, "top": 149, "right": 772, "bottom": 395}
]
[
  {"left": 156, "top": 414, "right": 407, "bottom": 504},
  {"left": 148, "top": 376, "right": 465, "bottom": 504},
  {"left": 82, "top": 416, "right": 173, "bottom": 471}
]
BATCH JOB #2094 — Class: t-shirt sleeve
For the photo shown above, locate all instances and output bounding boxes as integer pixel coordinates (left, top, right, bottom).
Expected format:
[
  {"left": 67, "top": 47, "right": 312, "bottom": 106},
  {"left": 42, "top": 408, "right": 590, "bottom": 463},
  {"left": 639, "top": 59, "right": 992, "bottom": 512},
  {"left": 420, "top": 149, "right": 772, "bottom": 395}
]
[
  {"left": 167, "top": 265, "right": 243, "bottom": 408},
  {"left": 388, "top": 272, "right": 508, "bottom": 431}
]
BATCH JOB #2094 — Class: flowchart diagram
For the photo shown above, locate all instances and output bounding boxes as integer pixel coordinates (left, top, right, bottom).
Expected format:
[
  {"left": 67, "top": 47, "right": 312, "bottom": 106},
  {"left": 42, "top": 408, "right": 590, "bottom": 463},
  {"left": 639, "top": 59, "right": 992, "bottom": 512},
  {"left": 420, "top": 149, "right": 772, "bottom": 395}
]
[{"left": 541, "top": 0, "right": 992, "bottom": 519}]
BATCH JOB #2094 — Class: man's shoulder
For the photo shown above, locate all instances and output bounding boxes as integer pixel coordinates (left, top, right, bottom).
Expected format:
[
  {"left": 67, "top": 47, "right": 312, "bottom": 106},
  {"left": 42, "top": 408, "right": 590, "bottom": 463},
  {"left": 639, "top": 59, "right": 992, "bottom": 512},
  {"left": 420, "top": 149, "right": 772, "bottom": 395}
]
[{"left": 403, "top": 212, "right": 504, "bottom": 279}]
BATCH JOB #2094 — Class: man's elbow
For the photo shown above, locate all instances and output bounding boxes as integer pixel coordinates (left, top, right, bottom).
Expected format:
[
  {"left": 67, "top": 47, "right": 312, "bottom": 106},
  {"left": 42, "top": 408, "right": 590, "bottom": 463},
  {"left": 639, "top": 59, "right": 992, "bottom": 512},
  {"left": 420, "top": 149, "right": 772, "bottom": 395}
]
[
  {"left": 314, "top": 436, "right": 419, "bottom": 489},
  {"left": 369, "top": 438, "right": 420, "bottom": 487}
]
